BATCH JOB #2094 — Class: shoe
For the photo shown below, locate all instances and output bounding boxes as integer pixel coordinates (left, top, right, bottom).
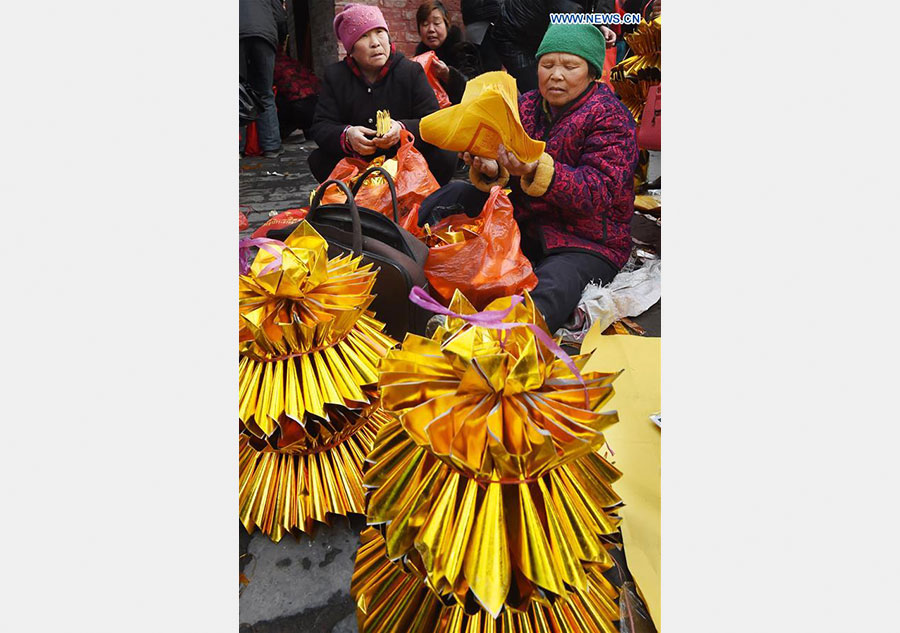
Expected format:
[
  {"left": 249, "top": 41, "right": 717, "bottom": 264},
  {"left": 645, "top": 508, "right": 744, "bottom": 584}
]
[
  {"left": 263, "top": 145, "right": 284, "bottom": 159},
  {"left": 424, "top": 314, "right": 447, "bottom": 338}
]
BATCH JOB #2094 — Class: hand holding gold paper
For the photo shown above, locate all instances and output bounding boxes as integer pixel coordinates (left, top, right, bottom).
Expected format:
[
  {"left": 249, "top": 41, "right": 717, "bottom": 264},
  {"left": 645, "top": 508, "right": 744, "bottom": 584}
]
[
  {"left": 376, "top": 109, "right": 391, "bottom": 137},
  {"left": 364, "top": 291, "right": 624, "bottom": 616},
  {"left": 419, "top": 71, "right": 545, "bottom": 164}
]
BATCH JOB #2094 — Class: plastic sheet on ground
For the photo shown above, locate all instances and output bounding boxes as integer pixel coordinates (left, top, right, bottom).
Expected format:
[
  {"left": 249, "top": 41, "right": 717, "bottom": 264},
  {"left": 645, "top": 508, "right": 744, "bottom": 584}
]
[{"left": 557, "top": 259, "right": 661, "bottom": 344}]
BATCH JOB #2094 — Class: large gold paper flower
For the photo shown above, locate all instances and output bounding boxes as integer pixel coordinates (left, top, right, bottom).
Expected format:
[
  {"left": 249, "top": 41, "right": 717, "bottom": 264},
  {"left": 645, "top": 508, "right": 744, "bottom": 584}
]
[
  {"left": 238, "top": 222, "right": 396, "bottom": 447},
  {"left": 366, "top": 293, "right": 624, "bottom": 616},
  {"left": 378, "top": 291, "right": 620, "bottom": 480},
  {"left": 237, "top": 222, "right": 398, "bottom": 541},
  {"left": 351, "top": 529, "right": 620, "bottom": 633}
]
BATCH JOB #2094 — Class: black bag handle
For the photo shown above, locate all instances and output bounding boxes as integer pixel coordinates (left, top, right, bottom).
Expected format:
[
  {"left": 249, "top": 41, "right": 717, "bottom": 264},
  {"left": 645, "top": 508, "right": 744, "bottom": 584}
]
[
  {"left": 307, "top": 179, "right": 363, "bottom": 256},
  {"left": 350, "top": 166, "right": 400, "bottom": 223}
]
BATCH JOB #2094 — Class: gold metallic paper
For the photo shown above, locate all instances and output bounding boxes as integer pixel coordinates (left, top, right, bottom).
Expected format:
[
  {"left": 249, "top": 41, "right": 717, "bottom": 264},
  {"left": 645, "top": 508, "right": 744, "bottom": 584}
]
[
  {"left": 361, "top": 291, "right": 624, "bottom": 617},
  {"left": 352, "top": 529, "right": 620, "bottom": 633},
  {"left": 610, "top": 18, "right": 661, "bottom": 124},
  {"left": 238, "top": 222, "right": 398, "bottom": 541}
]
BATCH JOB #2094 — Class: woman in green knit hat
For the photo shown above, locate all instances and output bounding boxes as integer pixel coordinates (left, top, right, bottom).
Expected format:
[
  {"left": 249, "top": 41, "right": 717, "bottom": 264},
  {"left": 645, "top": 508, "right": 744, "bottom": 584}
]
[{"left": 419, "top": 23, "right": 639, "bottom": 333}]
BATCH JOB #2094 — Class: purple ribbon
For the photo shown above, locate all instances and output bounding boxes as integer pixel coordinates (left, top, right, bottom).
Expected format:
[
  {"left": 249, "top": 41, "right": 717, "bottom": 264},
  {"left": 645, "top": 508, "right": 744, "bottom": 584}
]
[
  {"left": 408, "top": 287, "right": 588, "bottom": 401},
  {"left": 239, "top": 237, "right": 286, "bottom": 275}
]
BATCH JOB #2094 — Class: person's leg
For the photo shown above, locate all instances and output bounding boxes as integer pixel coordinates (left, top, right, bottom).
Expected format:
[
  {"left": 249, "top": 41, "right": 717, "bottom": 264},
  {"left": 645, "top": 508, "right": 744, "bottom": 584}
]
[
  {"left": 529, "top": 250, "right": 618, "bottom": 333},
  {"left": 243, "top": 37, "right": 281, "bottom": 152},
  {"left": 307, "top": 148, "right": 342, "bottom": 183},
  {"left": 414, "top": 137, "right": 458, "bottom": 186},
  {"left": 418, "top": 181, "right": 490, "bottom": 226}
]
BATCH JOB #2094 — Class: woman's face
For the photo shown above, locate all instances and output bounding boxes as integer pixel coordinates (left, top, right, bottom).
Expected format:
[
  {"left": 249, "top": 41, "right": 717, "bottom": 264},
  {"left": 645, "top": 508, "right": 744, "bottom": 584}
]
[
  {"left": 537, "top": 53, "right": 593, "bottom": 107},
  {"left": 350, "top": 28, "right": 391, "bottom": 73},
  {"left": 419, "top": 9, "right": 448, "bottom": 49}
]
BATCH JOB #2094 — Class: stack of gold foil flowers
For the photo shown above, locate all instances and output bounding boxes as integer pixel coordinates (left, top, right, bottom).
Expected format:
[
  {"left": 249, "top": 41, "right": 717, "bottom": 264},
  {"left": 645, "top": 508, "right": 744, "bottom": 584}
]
[
  {"left": 351, "top": 291, "right": 625, "bottom": 632},
  {"left": 238, "top": 222, "right": 397, "bottom": 542},
  {"left": 611, "top": 17, "right": 661, "bottom": 123}
]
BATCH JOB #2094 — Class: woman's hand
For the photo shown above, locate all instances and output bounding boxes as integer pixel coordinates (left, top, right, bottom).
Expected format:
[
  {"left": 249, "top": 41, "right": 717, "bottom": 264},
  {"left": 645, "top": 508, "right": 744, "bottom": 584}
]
[
  {"left": 460, "top": 151, "right": 499, "bottom": 179},
  {"left": 600, "top": 25, "right": 616, "bottom": 48},
  {"left": 346, "top": 125, "right": 377, "bottom": 155},
  {"left": 497, "top": 144, "right": 538, "bottom": 179},
  {"left": 372, "top": 119, "right": 402, "bottom": 149},
  {"left": 433, "top": 58, "right": 450, "bottom": 83}
]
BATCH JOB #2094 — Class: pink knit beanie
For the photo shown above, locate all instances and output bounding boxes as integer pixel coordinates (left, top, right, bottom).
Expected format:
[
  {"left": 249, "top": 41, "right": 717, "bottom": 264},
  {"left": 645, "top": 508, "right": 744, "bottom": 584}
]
[{"left": 333, "top": 4, "right": 390, "bottom": 53}]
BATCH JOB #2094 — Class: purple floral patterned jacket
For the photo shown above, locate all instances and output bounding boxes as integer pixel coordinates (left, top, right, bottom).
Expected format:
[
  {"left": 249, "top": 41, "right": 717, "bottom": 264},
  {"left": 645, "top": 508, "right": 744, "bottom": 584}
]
[{"left": 508, "top": 83, "right": 638, "bottom": 269}]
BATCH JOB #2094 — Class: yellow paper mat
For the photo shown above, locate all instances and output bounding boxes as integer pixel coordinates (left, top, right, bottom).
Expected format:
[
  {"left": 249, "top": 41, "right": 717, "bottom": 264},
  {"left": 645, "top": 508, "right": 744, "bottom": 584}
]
[{"left": 582, "top": 331, "right": 660, "bottom": 631}]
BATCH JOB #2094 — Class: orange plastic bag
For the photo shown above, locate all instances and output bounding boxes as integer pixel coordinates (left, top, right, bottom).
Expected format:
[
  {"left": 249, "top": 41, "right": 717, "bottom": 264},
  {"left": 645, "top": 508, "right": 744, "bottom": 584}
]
[
  {"left": 399, "top": 202, "right": 426, "bottom": 239},
  {"left": 411, "top": 51, "right": 452, "bottom": 109},
  {"left": 319, "top": 130, "right": 439, "bottom": 222},
  {"left": 425, "top": 186, "right": 537, "bottom": 310}
]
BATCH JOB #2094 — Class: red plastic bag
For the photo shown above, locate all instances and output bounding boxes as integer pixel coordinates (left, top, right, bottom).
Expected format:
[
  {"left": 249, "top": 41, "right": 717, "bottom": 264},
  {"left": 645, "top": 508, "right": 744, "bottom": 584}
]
[
  {"left": 600, "top": 46, "right": 618, "bottom": 86},
  {"left": 243, "top": 121, "right": 262, "bottom": 157},
  {"left": 250, "top": 207, "right": 309, "bottom": 238},
  {"left": 637, "top": 84, "right": 660, "bottom": 151},
  {"left": 319, "top": 130, "right": 439, "bottom": 221},
  {"left": 239, "top": 210, "right": 249, "bottom": 231},
  {"left": 425, "top": 186, "right": 537, "bottom": 310},
  {"left": 411, "top": 51, "right": 451, "bottom": 109}
]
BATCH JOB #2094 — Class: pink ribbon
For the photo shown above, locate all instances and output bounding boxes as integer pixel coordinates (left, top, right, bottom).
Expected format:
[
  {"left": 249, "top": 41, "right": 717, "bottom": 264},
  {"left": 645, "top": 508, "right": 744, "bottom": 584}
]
[
  {"left": 239, "top": 237, "right": 286, "bottom": 275},
  {"left": 408, "top": 287, "right": 588, "bottom": 401}
]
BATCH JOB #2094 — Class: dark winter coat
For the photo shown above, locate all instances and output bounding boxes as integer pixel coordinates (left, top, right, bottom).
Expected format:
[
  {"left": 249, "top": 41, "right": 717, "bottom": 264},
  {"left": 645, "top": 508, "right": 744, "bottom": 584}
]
[
  {"left": 414, "top": 26, "right": 481, "bottom": 104},
  {"left": 239, "top": 0, "right": 287, "bottom": 49},
  {"left": 461, "top": 0, "right": 501, "bottom": 25},
  {"left": 511, "top": 83, "right": 638, "bottom": 269},
  {"left": 310, "top": 51, "right": 440, "bottom": 159},
  {"left": 495, "top": 0, "right": 585, "bottom": 55}
]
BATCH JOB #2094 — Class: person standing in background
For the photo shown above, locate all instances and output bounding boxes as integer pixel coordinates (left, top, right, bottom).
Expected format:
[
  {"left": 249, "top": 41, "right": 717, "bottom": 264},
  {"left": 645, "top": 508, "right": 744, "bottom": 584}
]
[
  {"left": 414, "top": 1, "right": 482, "bottom": 104},
  {"left": 461, "top": 0, "right": 503, "bottom": 72},
  {"left": 491, "top": 0, "right": 616, "bottom": 94},
  {"left": 240, "top": 0, "right": 288, "bottom": 158}
]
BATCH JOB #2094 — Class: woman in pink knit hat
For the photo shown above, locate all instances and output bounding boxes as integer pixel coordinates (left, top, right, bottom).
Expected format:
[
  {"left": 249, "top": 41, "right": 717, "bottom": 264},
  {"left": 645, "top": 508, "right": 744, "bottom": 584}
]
[{"left": 308, "top": 3, "right": 457, "bottom": 185}]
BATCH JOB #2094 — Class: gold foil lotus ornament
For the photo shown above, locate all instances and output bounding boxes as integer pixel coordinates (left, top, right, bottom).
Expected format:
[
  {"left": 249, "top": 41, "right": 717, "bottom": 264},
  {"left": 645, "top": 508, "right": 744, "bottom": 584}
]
[
  {"left": 238, "top": 221, "right": 398, "bottom": 541},
  {"left": 238, "top": 221, "right": 396, "bottom": 446},
  {"left": 363, "top": 291, "right": 624, "bottom": 616}
]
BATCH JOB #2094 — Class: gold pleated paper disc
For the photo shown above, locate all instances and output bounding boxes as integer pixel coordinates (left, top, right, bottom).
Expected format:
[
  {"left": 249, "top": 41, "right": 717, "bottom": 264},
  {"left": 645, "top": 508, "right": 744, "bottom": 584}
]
[
  {"left": 240, "top": 407, "right": 394, "bottom": 542},
  {"left": 351, "top": 528, "right": 620, "bottom": 633},
  {"left": 367, "top": 292, "right": 624, "bottom": 616},
  {"left": 239, "top": 221, "right": 397, "bottom": 450}
]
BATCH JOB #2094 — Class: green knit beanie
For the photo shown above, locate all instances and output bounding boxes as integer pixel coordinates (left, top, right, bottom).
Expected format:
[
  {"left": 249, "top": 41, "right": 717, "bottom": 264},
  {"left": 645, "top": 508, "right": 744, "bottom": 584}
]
[{"left": 535, "top": 23, "right": 606, "bottom": 77}]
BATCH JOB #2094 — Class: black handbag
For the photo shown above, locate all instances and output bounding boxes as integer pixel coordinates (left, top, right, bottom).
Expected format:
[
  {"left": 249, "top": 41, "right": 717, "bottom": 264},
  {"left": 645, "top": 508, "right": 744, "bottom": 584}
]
[
  {"left": 239, "top": 82, "right": 266, "bottom": 125},
  {"left": 269, "top": 169, "right": 432, "bottom": 340}
]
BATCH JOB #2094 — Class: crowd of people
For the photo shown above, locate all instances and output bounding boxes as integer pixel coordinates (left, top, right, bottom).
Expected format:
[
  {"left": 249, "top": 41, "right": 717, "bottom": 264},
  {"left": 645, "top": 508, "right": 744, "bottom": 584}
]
[{"left": 240, "top": 0, "right": 659, "bottom": 335}]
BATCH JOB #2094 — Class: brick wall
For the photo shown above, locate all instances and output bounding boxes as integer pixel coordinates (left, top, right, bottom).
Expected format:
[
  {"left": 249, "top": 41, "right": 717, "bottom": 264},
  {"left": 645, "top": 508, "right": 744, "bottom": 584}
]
[{"left": 334, "top": 0, "right": 464, "bottom": 58}]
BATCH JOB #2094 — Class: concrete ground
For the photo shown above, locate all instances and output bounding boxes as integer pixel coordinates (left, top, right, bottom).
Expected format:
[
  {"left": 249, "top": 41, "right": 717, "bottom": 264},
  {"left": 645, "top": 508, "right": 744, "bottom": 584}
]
[{"left": 238, "top": 133, "right": 661, "bottom": 632}]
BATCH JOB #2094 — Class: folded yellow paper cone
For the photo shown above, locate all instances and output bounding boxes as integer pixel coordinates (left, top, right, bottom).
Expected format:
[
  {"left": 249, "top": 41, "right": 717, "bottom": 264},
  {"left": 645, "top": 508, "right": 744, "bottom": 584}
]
[{"left": 420, "top": 71, "right": 545, "bottom": 164}]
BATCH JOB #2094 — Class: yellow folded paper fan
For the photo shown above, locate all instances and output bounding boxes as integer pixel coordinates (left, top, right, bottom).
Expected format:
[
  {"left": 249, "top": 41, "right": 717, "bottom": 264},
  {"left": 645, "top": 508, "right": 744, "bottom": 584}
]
[
  {"left": 420, "top": 71, "right": 545, "bottom": 164},
  {"left": 238, "top": 221, "right": 398, "bottom": 540}
]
